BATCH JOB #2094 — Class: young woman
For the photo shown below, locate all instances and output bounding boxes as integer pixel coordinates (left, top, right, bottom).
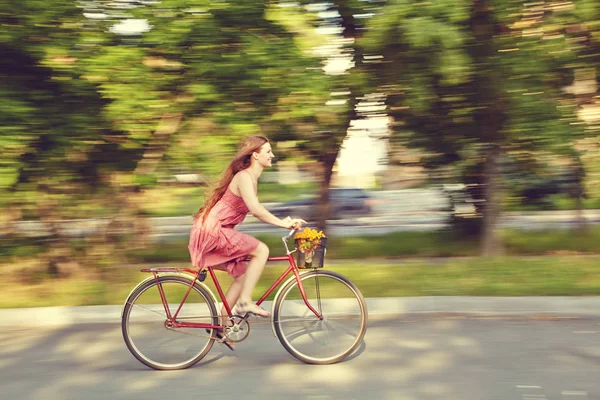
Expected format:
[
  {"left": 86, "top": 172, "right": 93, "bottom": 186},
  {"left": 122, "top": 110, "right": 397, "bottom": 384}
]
[{"left": 189, "top": 135, "right": 305, "bottom": 349}]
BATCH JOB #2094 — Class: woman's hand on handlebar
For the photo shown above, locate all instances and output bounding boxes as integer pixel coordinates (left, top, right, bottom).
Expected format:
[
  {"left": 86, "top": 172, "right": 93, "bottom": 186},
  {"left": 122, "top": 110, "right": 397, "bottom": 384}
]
[{"left": 282, "top": 216, "right": 306, "bottom": 230}]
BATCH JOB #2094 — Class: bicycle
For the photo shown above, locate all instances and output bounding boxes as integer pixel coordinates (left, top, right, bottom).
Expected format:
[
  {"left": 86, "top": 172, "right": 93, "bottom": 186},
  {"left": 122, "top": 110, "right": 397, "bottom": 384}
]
[{"left": 121, "top": 229, "right": 368, "bottom": 370}]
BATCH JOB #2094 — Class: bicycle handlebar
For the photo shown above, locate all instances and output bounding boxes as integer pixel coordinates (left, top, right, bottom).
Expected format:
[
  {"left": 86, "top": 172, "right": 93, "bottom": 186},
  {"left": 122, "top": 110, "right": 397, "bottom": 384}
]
[{"left": 283, "top": 228, "right": 299, "bottom": 241}]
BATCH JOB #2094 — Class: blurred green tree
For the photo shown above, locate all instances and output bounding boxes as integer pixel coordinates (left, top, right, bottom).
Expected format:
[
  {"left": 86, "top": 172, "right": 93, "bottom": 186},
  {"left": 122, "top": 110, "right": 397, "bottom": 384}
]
[
  {"left": 76, "top": 1, "right": 344, "bottom": 218},
  {"left": 78, "top": 0, "right": 373, "bottom": 230},
  {"left": 0, "top": 0, "right": 147, "bottom": 277},
  {"left": 360, "top": 0, "right": 594, "bottom": 254}
]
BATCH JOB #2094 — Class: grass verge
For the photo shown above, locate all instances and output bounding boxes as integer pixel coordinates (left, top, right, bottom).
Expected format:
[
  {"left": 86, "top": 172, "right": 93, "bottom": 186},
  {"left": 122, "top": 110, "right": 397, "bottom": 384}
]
[{"left": 2, "top": 256, "right": 599, "bottom": 308}]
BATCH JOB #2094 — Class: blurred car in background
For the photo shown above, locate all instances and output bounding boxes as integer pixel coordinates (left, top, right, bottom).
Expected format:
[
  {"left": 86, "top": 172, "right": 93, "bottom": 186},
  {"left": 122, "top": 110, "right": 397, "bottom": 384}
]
[{"left": 268, "top": 188, "right": 373, "bottom": 221}]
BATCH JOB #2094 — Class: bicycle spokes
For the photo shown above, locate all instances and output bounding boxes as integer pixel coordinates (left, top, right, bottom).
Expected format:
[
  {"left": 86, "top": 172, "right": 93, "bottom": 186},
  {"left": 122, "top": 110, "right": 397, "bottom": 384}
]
[
  {"left": 122, "top": 276, "right": 218, "bottom": 370},
  {"left": 273, "top": 270, "right": 367, "bottom": 364}
]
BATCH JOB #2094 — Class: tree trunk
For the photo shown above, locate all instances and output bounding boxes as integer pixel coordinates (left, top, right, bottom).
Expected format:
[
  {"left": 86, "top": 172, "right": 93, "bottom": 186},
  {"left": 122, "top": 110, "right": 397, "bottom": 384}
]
[
  {"left": 572, "top": 154, "right": 587, "bottom": 232},
  {"left": 575, "top": 193, "right": 586, "bottom": 232},
  {"left": 470, "top": 1, "right": 507, "bottom": 256},
  {"left": 134, "top": 113, "right": 182, "bottom": 175},
  {"left": 315, "top": 153, "right": 338, "bottom": 232},
  {"left": 481, "top": 145, "right": 503, "bottom": 256}
]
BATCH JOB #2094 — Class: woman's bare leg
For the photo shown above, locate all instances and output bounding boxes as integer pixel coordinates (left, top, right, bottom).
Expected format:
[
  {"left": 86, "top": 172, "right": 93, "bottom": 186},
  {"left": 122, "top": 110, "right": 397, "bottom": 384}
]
[
  {"left": 237, "top": 242, "right": 270, "bottom": 317},
  {"left": 222, "top": 274, "right": 244, "bottom": 325}
]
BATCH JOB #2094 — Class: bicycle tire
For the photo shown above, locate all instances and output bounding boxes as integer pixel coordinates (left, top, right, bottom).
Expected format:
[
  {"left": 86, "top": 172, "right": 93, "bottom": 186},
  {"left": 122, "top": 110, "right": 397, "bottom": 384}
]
[
  {"left": 272, "top": 270, "right": 367, "bottom": 364},
  {"left": 122, "top": 275, "right": 218, "bottom": 370}
]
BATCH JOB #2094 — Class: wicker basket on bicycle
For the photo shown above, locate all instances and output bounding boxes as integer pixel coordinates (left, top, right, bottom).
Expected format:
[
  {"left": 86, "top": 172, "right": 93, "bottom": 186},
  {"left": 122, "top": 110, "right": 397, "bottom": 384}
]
[{"left": 294, "top": 228, "right": 327, "bottom": 269}]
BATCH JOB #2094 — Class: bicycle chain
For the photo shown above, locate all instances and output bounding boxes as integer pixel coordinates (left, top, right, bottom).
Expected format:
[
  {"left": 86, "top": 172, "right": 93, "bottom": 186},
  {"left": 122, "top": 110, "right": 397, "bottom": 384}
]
[
  {"left": 165, "top": 327, "right": 218, "bottom": 341},
  {"left": 164, "top": 314, "right": 250, "bottom": 343}
]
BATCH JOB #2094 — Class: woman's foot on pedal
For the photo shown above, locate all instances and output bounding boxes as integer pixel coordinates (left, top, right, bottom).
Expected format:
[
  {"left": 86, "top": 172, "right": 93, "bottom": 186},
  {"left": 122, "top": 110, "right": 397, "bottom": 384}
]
[{"left": 236, "top": 302, "right": 270, "bottom": 318}]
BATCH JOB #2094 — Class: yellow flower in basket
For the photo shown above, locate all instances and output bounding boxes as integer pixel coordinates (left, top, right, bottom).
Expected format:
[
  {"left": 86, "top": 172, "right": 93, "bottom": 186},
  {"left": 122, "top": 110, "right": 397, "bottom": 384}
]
[
  {"left": 294, "top": 228, "right": 326, "bottom": 253},
  {"left": 294, "top": 228, "right": 327, "bottom": 268}
]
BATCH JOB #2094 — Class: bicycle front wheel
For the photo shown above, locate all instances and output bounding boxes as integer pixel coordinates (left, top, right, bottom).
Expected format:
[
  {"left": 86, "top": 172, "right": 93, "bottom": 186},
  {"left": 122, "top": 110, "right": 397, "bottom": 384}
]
[
  {"left": 272, "top": 270, "right": 367, "bottom": 364},
  {"left": 122, "top": 276, "right": 218, "bottom": 370}
]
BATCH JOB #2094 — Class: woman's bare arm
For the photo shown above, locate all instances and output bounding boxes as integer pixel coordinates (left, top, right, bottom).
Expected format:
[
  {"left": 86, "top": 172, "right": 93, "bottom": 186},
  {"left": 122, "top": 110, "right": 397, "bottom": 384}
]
[{"left": 236, "top": 173, "right": 304, "bottom": 228}]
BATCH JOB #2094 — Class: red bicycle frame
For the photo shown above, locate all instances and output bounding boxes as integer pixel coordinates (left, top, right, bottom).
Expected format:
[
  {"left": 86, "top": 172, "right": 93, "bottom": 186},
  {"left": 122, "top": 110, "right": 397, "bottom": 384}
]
[{"left": 140, "top": 251, "right": 324, "bottom": 330}]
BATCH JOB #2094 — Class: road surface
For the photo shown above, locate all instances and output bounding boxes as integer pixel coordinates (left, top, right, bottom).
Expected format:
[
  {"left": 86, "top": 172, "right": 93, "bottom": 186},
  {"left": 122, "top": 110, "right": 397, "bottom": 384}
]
[{"left": 2, "top": 315, "right": 598, "bottom": 400}]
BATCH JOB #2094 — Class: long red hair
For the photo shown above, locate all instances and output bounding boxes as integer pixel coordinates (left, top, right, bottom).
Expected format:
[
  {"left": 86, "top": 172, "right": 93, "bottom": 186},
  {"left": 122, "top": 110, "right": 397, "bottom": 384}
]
[{"left": 194, "top": 135, "right": 269, "bottom": 222}]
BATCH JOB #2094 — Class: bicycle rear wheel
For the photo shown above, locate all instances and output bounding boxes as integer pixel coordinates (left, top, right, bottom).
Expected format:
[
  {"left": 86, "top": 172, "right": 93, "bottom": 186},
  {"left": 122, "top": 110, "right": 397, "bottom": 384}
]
[
  {"left": 122, "top": 276, "right": 218, "bottom": 370},
  {"left": 272, "top": 270, "right": 367, "bottom": 364}
]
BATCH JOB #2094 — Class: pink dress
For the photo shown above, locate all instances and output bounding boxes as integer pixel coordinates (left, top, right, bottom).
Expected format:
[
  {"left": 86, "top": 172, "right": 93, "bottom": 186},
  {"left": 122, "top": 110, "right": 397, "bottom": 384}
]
[{"left": 188, "top": 186, "right": 260, "bottom": 277}]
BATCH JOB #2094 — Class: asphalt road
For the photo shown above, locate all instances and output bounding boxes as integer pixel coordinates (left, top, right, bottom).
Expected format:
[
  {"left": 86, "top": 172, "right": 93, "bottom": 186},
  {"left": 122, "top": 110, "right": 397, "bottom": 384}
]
[{"left": 2, "top": 315, "right": 599, "bottom": 400}]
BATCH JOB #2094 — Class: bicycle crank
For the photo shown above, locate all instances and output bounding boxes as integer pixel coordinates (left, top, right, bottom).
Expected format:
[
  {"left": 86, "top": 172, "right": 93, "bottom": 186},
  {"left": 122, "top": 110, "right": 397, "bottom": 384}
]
[{"left": 223, "top": 316, "right": 250, "bottom": 343}]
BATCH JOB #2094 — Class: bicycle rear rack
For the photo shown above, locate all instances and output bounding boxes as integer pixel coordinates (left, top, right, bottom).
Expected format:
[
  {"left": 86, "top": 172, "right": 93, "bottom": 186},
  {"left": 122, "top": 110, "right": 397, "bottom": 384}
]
[{"left": 140, "top": 267, "right": 197, "bottom": 273}]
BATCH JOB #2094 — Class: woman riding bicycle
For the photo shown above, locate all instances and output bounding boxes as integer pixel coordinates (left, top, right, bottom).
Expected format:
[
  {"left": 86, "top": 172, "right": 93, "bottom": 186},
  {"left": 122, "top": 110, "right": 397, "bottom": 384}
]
[
  {"left": 123, "top": 138, "right": 366, "bottom": 365},
  {"left": 188, "top": 136, "right": 305, "bottom": 339}
]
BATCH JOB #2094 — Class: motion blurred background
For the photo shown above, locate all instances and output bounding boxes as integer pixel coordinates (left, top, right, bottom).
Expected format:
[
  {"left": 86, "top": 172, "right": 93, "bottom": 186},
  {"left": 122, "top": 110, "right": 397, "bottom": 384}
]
[{"left": 2, "top": 0, "right": 600, "bottom": 308}]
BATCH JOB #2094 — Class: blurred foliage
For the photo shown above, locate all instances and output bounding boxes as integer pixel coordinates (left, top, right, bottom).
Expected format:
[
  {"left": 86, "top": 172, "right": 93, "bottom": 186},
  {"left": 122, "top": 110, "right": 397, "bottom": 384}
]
[
  {"left": 3, "top": 0, "right": 600, "bottom": 281},
  {"left": 0, "top": 0, "right": 333, "bottom": 276},
  {"left": 361, "top": 0, "right": 597, "bottom": 156},
  {"left": 357, "top": 0, "right": 600, "bottom": 252}
]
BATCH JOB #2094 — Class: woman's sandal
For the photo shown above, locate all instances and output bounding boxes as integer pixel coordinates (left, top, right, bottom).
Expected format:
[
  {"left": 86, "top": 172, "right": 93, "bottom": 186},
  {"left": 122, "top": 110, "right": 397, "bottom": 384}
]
[
  {"left": 236, "top": 302, "right": 271, "bottom": 318},
  {"left": 206, "top": 328, "right": 235, "bottom": 351}
]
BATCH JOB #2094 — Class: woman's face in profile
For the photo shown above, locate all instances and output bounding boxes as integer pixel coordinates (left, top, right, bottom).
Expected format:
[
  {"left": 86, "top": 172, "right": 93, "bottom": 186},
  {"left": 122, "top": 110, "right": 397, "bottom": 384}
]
[{"left": 255, "top": 142, "right": 274, "bottom": 168}]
